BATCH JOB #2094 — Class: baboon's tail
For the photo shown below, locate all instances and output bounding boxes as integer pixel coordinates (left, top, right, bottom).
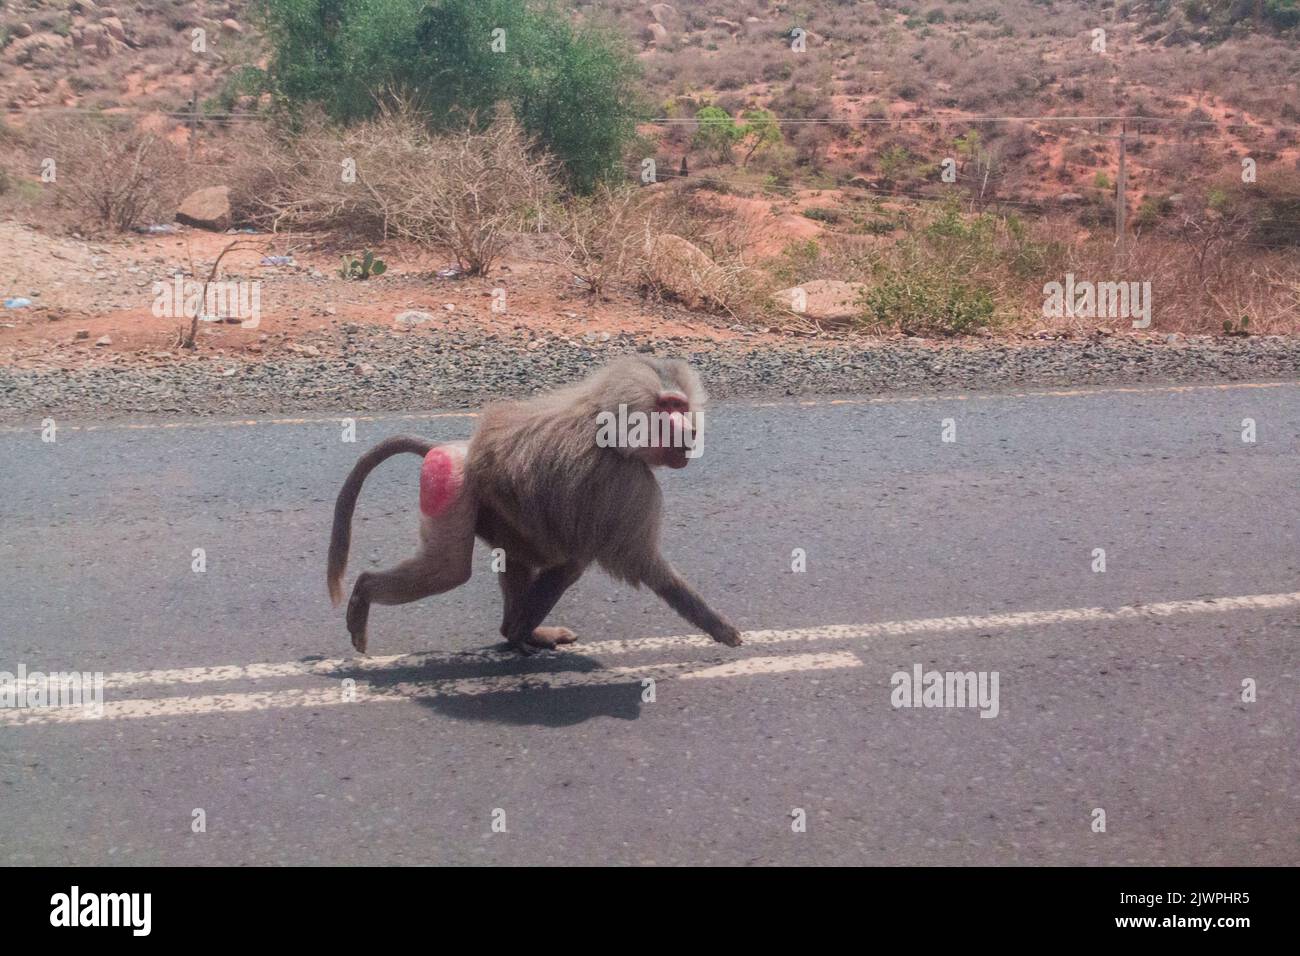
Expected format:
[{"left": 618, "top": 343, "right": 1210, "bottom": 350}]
[{"left": 327, "top": 435, "right": 435, "bottom": 605}]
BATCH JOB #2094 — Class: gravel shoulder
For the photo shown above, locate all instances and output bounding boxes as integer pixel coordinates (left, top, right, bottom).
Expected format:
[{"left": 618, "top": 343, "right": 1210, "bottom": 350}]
[{"left": 2, "top": 328, "right": 1298, "bottom": 424}]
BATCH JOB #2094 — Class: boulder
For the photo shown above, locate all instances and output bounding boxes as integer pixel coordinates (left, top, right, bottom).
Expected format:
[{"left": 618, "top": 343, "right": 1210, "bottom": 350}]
[
  {"left": 645, "top": 22, "right": 669, "bottom": 46},
  {"left": 175, "top": 186, "right": 232, "bottom": 232},
  {"left": 83, "top": 24, "right": 115, "bottom": 57},
  {"left": 9, "top": 32, "right": 70, "bottom": 64},
  {"left": 773, "top": 280, "right": 869, "bottom": 326},
  {"left": 101, "top": 16, "right": 127, "bottom": 43},
  {"left": 221, "top": 18, "right": 243, "bottom": 34},
  {"left": 649, "top": 4, "right": 676, "bottom": 25}
]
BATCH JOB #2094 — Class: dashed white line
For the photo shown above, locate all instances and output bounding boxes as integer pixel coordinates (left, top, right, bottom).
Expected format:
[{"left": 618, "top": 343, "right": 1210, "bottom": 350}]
[
  {"left": 0, "top": 652, "right": 862, "bottom": 727},
  {"left": 2, "top": 590, "right": 1295, "bottom": 728},
  {"left": 89, "top": 589, "right": 1300, "bottom": 692}
]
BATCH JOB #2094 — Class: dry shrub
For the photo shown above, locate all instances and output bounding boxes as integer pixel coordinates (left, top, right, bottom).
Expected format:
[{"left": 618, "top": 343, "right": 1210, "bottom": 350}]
[
  {"left": 1059, "top": 237, "right": 1300, "bottom": 335},
  {"left": 27, "top": 115, "right": 184, "bottom": 232},
  {"left": 551, "top": 184, "right": 662, "bottom": 298},
  {"left": 635, "top": 182, "right": 775, "bottom": 318},
  {"left": 229, "top": 105, "right": 555, "bottom": 276}
]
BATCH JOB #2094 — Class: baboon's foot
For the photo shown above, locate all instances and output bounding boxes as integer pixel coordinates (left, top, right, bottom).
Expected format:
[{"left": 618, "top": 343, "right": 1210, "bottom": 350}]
[
  {"left": 346, "top": 590, "right": 371, "bottom": 654},
  {"left": 711, "top": 623, "right": 743, "bottom": 648},
  {"left": 527, "top": 626, "right": 578, "bottom": 649}
]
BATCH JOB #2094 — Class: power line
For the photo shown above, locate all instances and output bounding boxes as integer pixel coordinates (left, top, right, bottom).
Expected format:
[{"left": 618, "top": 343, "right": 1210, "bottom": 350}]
[{"left": 646, "top": 114, "right": 1300, "bottom": 134}]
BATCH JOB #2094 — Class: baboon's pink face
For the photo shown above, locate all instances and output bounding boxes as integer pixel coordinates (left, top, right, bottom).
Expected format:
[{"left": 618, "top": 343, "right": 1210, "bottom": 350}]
[{"left": 648, "top": 392, "right": 695, "bottom": 469}]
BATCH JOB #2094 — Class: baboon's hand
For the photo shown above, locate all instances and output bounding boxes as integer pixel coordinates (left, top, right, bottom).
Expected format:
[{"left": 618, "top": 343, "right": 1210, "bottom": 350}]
[{"left": 712, "top": 623, "right": 743, "bottom": 647}]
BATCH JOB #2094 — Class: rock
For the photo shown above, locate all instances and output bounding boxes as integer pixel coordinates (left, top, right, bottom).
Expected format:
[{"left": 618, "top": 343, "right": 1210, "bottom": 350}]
[
  {"left": 1059, "top": 193, "right": 1085, "bottom": 204},
  {"left": 847, "top": 175, "right": 877, "bottom": 190},
  {"left": 649, "top": 3, "right": 676, "bottom": 25},
  {"left": 14, "top": 24, "right": 34, "bottom": 39},
  {"left": 394, "top": 310, "right": 434, "bottom": 327},
  {"left": 773, "top": 280, "right": 869, "bottom": 325},
  {"left": 220, "top": 18, "right": 243, "bottom": 34},
  {"left": 101, "top": 16, "right": 127, "bottom": 43},
  {"left": 643, "top": 234, "right": 727, "bottom": 312},
  {"left": 645, "top": 22, "right": 669, "bottom": 46},
  {"left": 78, "top": 23, "right": 113, "bottom": 57},
  {"left": 9, "top": 32, "right": 70, "bottom": 63},
  {"left": 713, "top": 17, "right": 742, "bottom": 34},
  {"left": 74, "top": 329, "right": 90, "bottom": 340},
  {"left": 175, "top": 186, "right": 232, "bottom": 232},
  {"left": 94, "top": 335, "right": 112, "bottom": 346}
]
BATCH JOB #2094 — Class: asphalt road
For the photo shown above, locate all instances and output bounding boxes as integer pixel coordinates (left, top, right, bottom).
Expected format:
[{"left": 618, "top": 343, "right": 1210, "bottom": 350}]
[{"left": 1, "top": 381, "right": 1297, "bottom": 865}]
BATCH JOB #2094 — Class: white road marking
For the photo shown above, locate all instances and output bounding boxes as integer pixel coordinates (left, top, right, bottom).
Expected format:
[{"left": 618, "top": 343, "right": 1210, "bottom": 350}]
[
  {"left": 0, "top": 652, "right": 861, "bottom": 727},
  {"left": 87, "top": 589, "right": 1300, "bottom": 692},
  {"left": 2, "top": 590, "right": 1295, "bottom": 728}
]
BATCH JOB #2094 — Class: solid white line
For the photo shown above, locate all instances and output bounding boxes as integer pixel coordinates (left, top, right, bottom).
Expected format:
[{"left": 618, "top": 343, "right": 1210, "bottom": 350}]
[
  {"left": 0, "top": 652, "right": 862, "bottom": 727},
  {"left": 88, "top": 590, "right": 1300, "bottom": 692}
]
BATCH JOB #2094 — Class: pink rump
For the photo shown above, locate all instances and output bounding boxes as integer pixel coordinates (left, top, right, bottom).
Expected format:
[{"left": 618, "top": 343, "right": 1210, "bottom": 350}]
[{"left": 419, "top": 445, "right": 465, "bottom": 518}]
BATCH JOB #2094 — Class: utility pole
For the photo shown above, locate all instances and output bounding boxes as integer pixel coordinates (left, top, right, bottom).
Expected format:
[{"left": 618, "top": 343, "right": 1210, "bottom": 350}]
[{"left": 1115, "top": 119, "right": 1128, "bottom": 263}]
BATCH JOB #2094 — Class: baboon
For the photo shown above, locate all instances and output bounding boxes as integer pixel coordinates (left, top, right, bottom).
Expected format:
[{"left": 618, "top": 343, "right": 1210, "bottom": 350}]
[{"left": 327, "top": 356, "right": 742, "bottom": 656}]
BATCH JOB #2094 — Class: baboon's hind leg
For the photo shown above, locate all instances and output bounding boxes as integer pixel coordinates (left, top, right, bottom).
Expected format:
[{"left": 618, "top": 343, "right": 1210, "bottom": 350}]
[
  {"left": 347, "top": 553, "right": 470, "bottom": 653},
  {"left": 347, "top": 447, "right": 476, "bottom": 653}
]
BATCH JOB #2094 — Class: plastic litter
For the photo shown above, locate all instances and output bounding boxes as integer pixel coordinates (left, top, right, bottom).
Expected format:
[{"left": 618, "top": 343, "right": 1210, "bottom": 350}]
[
  {"left": 261, "top": 256, "right": 295, "bottom": 266},
  {"left": 3, "top": 297, "right": 33, "bottom": 309},
  {"left": 436, "top": 265, "right": 465, "bottom": 279},
  {"left": 135, "top": 224, "right": 178, "bottom": 235}
]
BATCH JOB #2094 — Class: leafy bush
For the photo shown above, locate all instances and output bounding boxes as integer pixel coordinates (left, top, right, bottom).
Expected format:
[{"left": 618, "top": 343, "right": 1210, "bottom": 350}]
[
  {"left": 252, "top": 0, "right": 641, "bottom": 192},
  {"left": 860, "top": 269, "right": 996, "bottom": 336},
  {"left": 802, "top": 206, "right": 841, "bottom": 223}
]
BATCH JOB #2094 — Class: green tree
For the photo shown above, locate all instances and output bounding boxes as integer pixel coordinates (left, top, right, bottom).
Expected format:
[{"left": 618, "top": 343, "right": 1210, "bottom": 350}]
[
  {"left": 693, "top": 106, "right": 742, "bottom": 163},
  {"left": 738, "top": 109, "right": 781, "bottom": 166}
]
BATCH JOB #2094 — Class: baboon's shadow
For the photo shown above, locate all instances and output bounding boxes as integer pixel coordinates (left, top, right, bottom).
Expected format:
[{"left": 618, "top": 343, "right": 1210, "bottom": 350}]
[{"left": 328, "top": 646, "right": 643, "bottom": 727}]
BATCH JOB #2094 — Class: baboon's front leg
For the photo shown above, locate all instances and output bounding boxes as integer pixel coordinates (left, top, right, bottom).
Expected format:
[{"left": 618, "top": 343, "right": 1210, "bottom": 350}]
[
  {"left": 644, "top": 559, "right": 742, "bottom": 647},
  {"left": 498, "top": 561, "right": 579, "bottom": 649},
  {"left": 503, "top": 564, "right": 585, "bottom": 655}
]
